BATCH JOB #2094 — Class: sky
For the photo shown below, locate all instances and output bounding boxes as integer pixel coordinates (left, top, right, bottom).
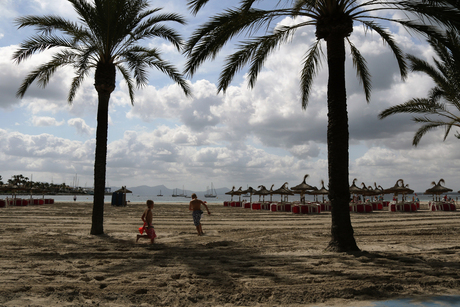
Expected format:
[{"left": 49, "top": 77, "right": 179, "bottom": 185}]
[{"left": 0, "top": 0, "right": 459, "bottom": 193}]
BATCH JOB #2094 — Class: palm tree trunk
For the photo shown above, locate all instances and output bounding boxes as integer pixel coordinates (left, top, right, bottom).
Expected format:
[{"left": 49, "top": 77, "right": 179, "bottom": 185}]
[
  {"left": 325, "top": 34, "right": 359, "bottom": 252},
  {"left": 90, "top": 61, "right": 115, "bottom": 235}
]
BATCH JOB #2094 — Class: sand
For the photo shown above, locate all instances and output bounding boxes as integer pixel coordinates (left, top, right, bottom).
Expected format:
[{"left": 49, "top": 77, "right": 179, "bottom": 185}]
[{"left": 1, "top": 202, "right": 460, "bottom": 307}]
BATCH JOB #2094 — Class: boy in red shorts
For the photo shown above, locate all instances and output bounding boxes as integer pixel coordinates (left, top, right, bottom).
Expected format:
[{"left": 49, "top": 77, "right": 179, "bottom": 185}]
[{"left": 136, "top": 200, "right": 157, "bottom": 244}]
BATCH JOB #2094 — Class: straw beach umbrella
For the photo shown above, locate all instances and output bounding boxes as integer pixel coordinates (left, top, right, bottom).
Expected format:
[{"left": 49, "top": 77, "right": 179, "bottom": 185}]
[
  {"left": 234, "top": 187, "right": 245, "bottom": 202},
  {"left": 384, "top": 179, "right": 414, "bottom": 202},
  {"left": 272, "top": 182, "right": 294, "bottom": 202},
  {"left": 241, "top": 186, "right": 256, "bottom": 203},
  {"left": 268, "top": 184, "right": 275, "bottom": 202},
  {"left": 424, "top": 179, "right": 453, "bottom": 202},
  {"left": 309, "top": 180, "right": 329, "bottom": 202},
  {"left": 254, "top": 185, "right": 271, "bottom": 202},
  {"left": 225, "top": 186, "right": 237, "bottom": 201},
  {"left": 290, "top": 174, "right": 316, "bottom": 204},
  {"left": 349, "top": 178, "right": 362, "bottom": 201}
]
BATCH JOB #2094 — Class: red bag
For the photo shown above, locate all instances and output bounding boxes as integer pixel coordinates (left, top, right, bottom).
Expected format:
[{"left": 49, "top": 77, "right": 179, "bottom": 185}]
[{"left": 138, "top": 222, "right": 146, "bottom": 234}]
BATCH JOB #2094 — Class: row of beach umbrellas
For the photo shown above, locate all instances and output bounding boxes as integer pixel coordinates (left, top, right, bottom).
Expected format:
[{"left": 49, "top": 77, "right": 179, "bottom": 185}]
[{"left": 225, "top": 175, "right": 455, "bottom": 203}]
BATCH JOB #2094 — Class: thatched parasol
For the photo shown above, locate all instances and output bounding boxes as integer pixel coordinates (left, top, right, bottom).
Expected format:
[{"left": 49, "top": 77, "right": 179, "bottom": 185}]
[
  {"left": 225, "top": 186, "right": 237, "bottom": 201},
  {"left": 115, "top": 186, "right": 132, "bottom": 193},
  {"left": 254, "top": 185, "right": 271, "bottom": 202},
  {"left": 384, "top": 179, "right": 414, "bottom": 202},
  {"left": 290, "top": 174, "right": 316, "bottom": 204},
  {"left": 424, "top": 179, "right": 453, "bottom": 201},
  {"left": 233, "top": 187, "right": 245, "bottom": 202},
  {"left": 308, "top": 180, "right": 328, "bottom": 202},
  {"left": 349, "top": 178, "right": 363, "bottom": 199},
  {"left": 241, "top": 186, "right": 255, "bottom": 203},
  {"left": 360, "top": 183, "right": 380, "bottom": 198},
  {"left": 271, "top": 182, "right": 294, "bottom": 202}
]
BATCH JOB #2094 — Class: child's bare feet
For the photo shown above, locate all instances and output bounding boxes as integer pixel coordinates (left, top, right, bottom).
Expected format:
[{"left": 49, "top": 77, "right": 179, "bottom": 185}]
[{"left": 136, "top": 235, "right": 140, "bottom": 242}]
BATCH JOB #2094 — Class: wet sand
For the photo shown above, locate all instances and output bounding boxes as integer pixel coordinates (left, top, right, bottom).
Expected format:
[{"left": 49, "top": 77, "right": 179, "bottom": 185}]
[{"left": 0, "top": 202, "right": 459, "bottom": 306}]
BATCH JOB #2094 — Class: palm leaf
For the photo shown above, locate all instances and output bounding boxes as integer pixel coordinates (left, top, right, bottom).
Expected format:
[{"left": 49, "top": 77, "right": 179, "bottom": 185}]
[
  {"left": 300, "top": 40, "right": 323, "bottom": 109},
  {"left": 347, "top": 38, "right": 371, "bottom": 102}
]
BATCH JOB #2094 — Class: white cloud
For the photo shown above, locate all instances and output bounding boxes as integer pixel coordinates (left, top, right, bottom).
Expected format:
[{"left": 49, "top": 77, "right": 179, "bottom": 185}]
[
  {"left": 67, "top": 118, "right": 95, "bottom": 136},
  {"left": 31, "top": 116, "right": 64, "bottom": 127}
]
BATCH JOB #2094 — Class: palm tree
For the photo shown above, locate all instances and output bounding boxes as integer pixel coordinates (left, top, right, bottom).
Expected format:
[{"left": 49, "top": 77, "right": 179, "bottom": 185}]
[
  {"left": 184, "top": 0, "right": 458, "bottom": 252},
  {"left": 13, "top": 0, "right": 192, "bottom": 235},
  {"left": 379, "top": 30, "right": 460, "bottom": 146}
]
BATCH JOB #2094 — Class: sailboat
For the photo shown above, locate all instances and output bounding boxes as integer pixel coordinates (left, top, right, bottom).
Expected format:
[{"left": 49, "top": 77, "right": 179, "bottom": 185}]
[
  {"left": 204, "top": 183, "right": 217, "bottom": 198},
  {"left": 157, "top": 190, "right": 163, "bottom": 197},
  {"left": 172, "top": 186, "right": 187, "bottom": 197}
]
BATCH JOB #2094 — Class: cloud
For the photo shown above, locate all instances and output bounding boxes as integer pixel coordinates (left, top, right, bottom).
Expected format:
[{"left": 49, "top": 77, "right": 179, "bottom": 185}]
[
  {"left": 67, "top": 118, "right": 95, "bottom": 136},
  {"left": 31, "top": 116, "right": 65, "bottom": 127}
]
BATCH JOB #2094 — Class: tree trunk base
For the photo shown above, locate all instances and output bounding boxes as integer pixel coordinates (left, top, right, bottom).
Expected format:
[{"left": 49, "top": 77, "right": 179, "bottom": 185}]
[
  {"left": 326, "top": 240, "right": 360, "bottom": 253},
  {"left": 90, "top": 226, "right": 104, "bottom": 235}
]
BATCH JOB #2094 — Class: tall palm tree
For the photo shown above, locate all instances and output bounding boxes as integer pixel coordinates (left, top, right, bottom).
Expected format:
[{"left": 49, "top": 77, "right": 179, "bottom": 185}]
[
  {"left": 379, "top": 30, "right": 460, "bottom": 146},
  {"left": 13, "top": 0, "right": 192, "bottom": 235},
  {"left": 184, "top": 0, "right": 458, "bottom": 252}
]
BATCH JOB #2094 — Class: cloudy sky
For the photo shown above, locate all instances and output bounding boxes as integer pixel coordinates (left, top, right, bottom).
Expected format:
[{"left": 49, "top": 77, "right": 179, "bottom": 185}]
[{"left": 0, "top": 0, "right": 459, "bottom": 193}]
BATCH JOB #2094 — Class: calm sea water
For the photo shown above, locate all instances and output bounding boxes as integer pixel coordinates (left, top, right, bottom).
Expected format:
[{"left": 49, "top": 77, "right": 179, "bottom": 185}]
[{"left": 2, "top": 192, "right": 459, "bottom": 204}]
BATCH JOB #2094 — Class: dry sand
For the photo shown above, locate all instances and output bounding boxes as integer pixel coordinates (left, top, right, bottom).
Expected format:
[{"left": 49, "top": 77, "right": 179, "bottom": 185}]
[{"left": 1, "top": 202, "right": 460, "bottom": 306}]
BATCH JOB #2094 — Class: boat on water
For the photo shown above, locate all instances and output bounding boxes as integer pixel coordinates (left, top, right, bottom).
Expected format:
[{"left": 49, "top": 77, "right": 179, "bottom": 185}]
[
  {"left": 172, "top": 187, "right": 187, "bottom": 197},
  {"left": 157, "top": 190, "right": 163, "bottom": 197},
  {"left": 204, "top": 183, "right": 217, "bottom": 198}
]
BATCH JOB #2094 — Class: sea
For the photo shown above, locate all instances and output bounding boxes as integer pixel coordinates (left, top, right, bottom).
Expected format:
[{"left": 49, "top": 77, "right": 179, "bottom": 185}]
[{"left": 1, "top": 192, "right": 459, "bottom": 204}]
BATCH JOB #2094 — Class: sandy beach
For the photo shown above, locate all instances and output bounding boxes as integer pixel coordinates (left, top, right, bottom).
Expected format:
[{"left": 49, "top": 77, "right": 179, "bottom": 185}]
[{"left": 1, "top": 201, "right": 460, "bottom": 306}]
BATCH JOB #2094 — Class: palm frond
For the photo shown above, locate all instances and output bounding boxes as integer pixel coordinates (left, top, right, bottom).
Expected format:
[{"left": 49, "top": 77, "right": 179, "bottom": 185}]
[
  {"left": 347, "top": 38, "right": 371, "bottom": 102},
  {"left": 412, "top": 121, "right": 447, "bottom": 146},
  {"left": 184, "top": 8, "right": 289, "bottom": 77},
  {"left": 359, "top": 20, "right": 407, "bottom": 80},
  {"left": 218, "top": 24, "right": 296, "bottom": 93},
  {"left": 300, "top": 40, "right": 323, "bottom": 109},
  {"left": 187, "top": 0, "right": 212, "bottom": 15},
  {"left": 148, "top": 58, "right": 192, "bottom": 98},
  {"left": 16, "top": 50, "right": 76, "bottom": 98},
  {"left": 378, "top": 98, "right": 447, "bottom": 119},
  {"left": 12, "top": 34, "right": 74, "bottom": 64},
  {"left": 116, "top": 64, "right": 136, "bottom": 104}
]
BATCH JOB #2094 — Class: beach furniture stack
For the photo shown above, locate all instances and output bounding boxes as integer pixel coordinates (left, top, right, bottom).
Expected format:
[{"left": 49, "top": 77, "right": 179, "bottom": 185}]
[
  {"left": 3, "top": 197, "right": 54, "bottom": 206},
  {"left": 320, "top": 202, "right": 331, "bottom": 211},
  {"left": 429, "top": 201, "right": 456, "bottom": 211},
  {"left": 349, "top": 202, "right": 373, "bottom": 213},
  {"left": 371, "top": 202, "right": 383, "bottom": 210},
  {"left": 251, "top": 202, "right": 262, "bottom": 210},
  {"left": 390, "top": 202, "right": 418, "bottom": 212},
  {"left": 10, "top": 198, "right": 29, "bottom": 206},
  {"left": 31, "top": 199, "right": 45, "bottom": 205}
]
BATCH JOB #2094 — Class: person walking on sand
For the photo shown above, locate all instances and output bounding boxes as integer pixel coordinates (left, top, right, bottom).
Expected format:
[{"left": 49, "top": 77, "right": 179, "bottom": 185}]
[
  {"left": 136, "top": 200, "right": 157, "bottom": 244},
  {"left": 189, "top": 193, "right": 210, "bottom": 236}
]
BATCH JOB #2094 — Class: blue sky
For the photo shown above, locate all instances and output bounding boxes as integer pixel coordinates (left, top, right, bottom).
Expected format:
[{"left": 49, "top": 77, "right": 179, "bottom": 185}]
[{"left": 0, "top": 0, "right": 459, "bottom": 193}]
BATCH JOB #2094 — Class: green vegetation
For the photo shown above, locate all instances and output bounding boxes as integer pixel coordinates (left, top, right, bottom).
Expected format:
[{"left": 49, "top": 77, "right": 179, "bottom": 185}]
[
  {"left": 379, "top": 30, "right": 460, "bottom": 146},
  {"left": 0, "top": 174, "right": 86, "bottom": 194}
]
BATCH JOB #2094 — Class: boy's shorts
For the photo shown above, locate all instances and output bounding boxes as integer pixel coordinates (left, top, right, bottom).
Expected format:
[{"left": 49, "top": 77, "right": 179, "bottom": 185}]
[
  {"left": 192, "top": 210, "right": 203, "bottom": 226},
  {"left": 146, "top": 227, "right": 156, "bottom": 239}
]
